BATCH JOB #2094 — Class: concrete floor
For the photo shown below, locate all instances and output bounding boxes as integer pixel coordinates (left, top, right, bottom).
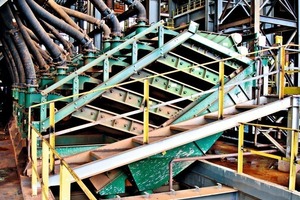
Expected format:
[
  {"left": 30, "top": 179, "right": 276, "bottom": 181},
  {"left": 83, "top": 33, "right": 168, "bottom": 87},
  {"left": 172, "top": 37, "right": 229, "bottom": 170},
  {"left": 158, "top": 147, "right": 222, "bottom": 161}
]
[{"left": 0, "top": 128, "right": 23, "bottom": 200}]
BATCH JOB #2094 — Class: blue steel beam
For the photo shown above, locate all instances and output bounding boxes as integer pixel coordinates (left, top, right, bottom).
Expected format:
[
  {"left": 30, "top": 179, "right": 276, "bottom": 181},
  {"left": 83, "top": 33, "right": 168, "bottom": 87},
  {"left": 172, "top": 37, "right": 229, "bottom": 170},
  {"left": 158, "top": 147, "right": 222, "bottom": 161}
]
[{"left": 37, "top": 22, "right": 199, "bottom": 131}]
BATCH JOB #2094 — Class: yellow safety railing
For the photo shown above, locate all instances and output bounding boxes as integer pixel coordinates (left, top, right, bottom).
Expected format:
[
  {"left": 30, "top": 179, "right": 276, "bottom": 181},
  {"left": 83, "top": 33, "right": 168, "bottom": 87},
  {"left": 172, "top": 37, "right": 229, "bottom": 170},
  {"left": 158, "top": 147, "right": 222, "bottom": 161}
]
[
  {"left": 218, "top": 61, "right": 224, "bottom": 119},
  {"left": 143, "top": 79, "right": 150, "bottom": 144},
  {"left": 238, "top": 122, "right": 299, "bottom": 191},
  {"left": 173, "top": 0, "right": 205, "bottom": 17},
  {"left": 29, "top": 104, "right": 97, "bottom": 200}
]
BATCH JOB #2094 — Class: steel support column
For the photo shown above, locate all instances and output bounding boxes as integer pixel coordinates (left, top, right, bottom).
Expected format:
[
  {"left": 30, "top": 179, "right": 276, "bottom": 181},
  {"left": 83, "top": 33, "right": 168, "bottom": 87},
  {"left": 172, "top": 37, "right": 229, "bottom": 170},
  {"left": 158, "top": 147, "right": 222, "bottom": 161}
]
[{"left": 287, "top": 96, "right": 299, "bottom": 157}]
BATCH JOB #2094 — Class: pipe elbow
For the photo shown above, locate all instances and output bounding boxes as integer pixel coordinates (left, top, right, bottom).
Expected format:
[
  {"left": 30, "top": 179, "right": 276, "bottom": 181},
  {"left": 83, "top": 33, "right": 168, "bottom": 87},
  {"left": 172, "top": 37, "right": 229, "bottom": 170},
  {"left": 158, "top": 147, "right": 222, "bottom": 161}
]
[{"left": 132, "top": 0, "right": 147, "bottom": 23}]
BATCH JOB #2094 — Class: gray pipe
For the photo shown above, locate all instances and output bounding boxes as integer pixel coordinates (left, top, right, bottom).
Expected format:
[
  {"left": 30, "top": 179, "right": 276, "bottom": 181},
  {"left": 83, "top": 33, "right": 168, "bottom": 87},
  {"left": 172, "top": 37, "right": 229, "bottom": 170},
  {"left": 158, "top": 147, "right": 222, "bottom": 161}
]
[
  {"left": 89, "top": 0, "right": 122, "bottom": 37},
  {"left": 122, "top": 0, "right": 147, "bottom": 23}
]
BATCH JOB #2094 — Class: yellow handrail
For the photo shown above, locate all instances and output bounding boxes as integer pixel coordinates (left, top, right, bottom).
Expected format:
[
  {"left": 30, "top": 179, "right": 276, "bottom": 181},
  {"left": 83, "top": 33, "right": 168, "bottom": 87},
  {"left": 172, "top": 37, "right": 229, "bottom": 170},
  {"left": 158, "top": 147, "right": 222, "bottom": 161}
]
[
  {"left": 30, "top": 125, "right": 97, "bottom": 199},
  {"left": 238, "top": 123, "right": 300, "bottom": 191}
]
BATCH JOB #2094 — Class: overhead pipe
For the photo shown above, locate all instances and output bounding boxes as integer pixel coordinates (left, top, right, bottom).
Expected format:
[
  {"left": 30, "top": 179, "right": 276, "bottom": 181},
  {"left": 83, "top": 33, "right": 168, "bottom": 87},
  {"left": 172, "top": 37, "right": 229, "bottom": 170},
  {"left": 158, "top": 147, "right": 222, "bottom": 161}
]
[
  {"left": 119, "top": 0, "right": 147, "bottom": 23},
  {"left": 26, "top": 0, "right": 94, "bottom": 50},
  {"left": 89, "top": 0, "right": 122, "bottom": 37},
  {"left": 60, "top": 6, "right": 111, "bottom": 39},
  {"left": 47, "top": 0, "right": 81, "bottom": 31},
  {"left": 0, "top": 4, "right": 37, "bottom": 85},
  {"left": 15, "top": 15, "right": 49, "bottom": 71},
  {"left": 16, "top": 0, "right": 65, "bottom": 64}
]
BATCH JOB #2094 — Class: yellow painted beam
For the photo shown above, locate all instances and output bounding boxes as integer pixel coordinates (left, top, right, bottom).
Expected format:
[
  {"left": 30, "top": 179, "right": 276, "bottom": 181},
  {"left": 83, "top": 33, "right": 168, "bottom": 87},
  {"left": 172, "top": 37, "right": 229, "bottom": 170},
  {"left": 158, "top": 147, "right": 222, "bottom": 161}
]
[
  {"left": 279, "top": 47, "right": 285, "bottom": 99},
  {"left": 143, "top": 79, "right": 149, "bottom": 144},
  {"left": 60, "top": 163, "right": 71, "bottom": 200},
  {"left": 42, "top": 140, "right": 49, "bottom": 200},
  {"left": 218, "top": 61, "right": 224, "bottom": 119},
  {"left": 31, "top": 128, "right": 38, "bottom": 196},
  {"left": 289, "top": 131, "right": 299, "bottom": 190},
  {"left": 284, "top": 87, "right": 300, "bottom": 95},
  {"left": 237, "top": 124, "right": 244, "bottom": 174},
  {"left": 247, "top": 149, "right": 289, "bottom": 162},
  {"left": 49, "top": 102, "right": 55, "bottom": 173}
]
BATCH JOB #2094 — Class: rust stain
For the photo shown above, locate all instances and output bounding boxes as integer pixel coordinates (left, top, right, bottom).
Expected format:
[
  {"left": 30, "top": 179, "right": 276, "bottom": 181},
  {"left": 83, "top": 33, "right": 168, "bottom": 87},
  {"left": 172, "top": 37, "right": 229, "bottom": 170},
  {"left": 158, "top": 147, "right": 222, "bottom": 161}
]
[{"left": 210, "top": 141, "right": 289, "bottom": 187}]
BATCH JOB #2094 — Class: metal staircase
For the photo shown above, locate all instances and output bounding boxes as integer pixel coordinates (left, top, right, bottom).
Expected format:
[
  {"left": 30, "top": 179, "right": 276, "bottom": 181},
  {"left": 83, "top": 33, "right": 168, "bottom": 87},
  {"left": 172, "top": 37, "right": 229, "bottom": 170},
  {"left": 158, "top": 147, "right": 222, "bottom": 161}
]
[{"left": 47, "top": 96, "right": 294, "bottom": 196}]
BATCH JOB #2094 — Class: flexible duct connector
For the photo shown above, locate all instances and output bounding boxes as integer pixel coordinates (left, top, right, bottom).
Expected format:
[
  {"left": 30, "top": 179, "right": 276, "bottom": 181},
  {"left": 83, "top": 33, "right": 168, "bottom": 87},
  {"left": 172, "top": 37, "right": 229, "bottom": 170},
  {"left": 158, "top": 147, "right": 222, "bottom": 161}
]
[
  {"left": 41, "top": 20, "right": 74, "bottom": 55},
  {"left": 89, "top": 0, "right": 122, "bottom": 37},
  {"left": 16, "top": 0, "right": 64, "bottom": 63},
  {"left": 15, "top": 15, "right": 49, "bottom": 71},
  {"left": 1, "top": 39, "right": 19, "bottom": 84},
  {"left": 0, "top": 4, "right": 36, "bottom": 85},
  {"left": 26, "top": 0, "right": 94, "bottom": 50},
  {"left": 2, "top": 34, "right": 25, "bottom": 83},
  {"left": 122, "top": 0, "right": 147, "bottom": 22}
]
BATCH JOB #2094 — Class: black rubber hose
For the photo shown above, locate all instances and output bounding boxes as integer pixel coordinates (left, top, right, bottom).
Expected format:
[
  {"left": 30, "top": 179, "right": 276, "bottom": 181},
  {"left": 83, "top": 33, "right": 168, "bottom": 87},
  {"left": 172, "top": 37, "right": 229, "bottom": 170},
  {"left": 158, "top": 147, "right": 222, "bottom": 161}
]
[
  {"left": 0, "top": 28, "right": 26, "bottom": 84},
  {"left": 0, "top": 4, "right": 37, "bottom": 85},
  {"left": 26, "top": 0, "right": 93, "bottom": 49},
  {"left": 1, "top": 40, "right": 19, "bottom": 84},
  {"left": 25, "top": 26, "right": 40, "bottom": 43},
  {"left": 16, "top": 0, "right": 64, "bottom": 63},
  {"left": 41, "top": 20, "right": 74, "bottom": 56},
  {"left": 89, "top": 0, "right": 122, "bottom": 37},
  {"left": 15, "top": 15, "right": 49, "bottom": 71}
]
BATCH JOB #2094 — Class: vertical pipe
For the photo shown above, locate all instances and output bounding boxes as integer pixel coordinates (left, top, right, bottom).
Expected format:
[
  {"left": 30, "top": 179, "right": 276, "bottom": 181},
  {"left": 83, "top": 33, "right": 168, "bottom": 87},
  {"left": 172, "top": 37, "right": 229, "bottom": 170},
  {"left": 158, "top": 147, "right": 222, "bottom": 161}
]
[
  {"left": 218, "top": 61, "right": 224, "bottom": 119},
  {"left": 238, "top": 124, "right": 244, "bottom": 174},
  {"left": 143, "top": 79, "right": 149, "bottom": 144}
]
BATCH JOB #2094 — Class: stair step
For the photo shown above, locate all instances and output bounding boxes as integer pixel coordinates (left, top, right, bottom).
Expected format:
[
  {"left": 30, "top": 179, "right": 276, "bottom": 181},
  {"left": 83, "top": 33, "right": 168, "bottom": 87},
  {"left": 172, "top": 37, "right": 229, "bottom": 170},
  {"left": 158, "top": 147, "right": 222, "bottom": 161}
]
[
  {"left": 235, "top": 104, "right": 259, "bottom": 109},
  {"left": 89, "top": 169, "right": 122, "bottom": 191},
  {"left": 204, "top": 114, "right": 233, "bottom": 120},
  {"left": 90, "top": 149, "right": 130, "bottom": 160},
  {"left": 170, "top": 125, "right": 204, "bottom": 132},
  {"left": 132, "top": 136, "right": 166, "bottom": 145}
]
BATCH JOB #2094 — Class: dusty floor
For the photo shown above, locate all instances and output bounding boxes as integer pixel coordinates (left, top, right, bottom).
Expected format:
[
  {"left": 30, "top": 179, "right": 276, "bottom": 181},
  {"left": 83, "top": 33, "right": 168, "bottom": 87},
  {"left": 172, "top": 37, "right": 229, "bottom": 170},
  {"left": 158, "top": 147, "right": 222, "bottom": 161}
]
[
  {"left": 210, "top": 140, "right": 289, "bottom": 187},
  {"left": 0, "top": 128, "right": 23, "bottom": 200}
]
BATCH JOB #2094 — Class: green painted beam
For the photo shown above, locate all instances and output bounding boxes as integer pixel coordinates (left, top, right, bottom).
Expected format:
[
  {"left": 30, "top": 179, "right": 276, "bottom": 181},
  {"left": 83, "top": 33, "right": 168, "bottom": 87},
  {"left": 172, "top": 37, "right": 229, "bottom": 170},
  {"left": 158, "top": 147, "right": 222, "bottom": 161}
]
[
  {"left": 131, "top": 68, "right": 202, "bottom": 100},
  {"left": 102, "top": 87, "right": 181, "bottom": 118},
  {"left": 157, "top": 52, "right": 221, "bottom": 85},
  {"left": 37, "top": 25, "right": 196, "bottom": 132},
  {"left": 72, "top": 105, "right": 158, "bottom": 135}
]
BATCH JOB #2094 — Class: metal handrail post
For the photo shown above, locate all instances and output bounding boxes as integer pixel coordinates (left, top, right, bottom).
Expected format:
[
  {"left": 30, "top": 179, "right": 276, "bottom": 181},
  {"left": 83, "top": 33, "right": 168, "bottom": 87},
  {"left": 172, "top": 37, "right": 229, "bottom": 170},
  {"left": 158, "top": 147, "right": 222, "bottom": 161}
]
[{"left": 143, "top": 79, "right": 150, "bottom": 144}]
